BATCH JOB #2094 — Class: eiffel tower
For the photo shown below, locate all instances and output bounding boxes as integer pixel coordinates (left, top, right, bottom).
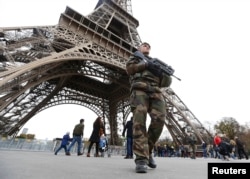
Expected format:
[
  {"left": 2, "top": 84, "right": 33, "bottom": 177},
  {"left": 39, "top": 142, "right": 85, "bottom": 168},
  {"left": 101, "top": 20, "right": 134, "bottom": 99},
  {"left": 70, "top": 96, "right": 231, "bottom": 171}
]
[{"left": 0, "top": 0, "right": 212, "bottom": 145}]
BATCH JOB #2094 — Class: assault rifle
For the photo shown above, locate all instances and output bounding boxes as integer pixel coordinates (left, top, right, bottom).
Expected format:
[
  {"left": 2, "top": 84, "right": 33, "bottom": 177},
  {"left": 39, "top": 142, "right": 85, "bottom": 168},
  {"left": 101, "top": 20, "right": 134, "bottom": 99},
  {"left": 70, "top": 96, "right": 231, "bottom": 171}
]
[{"left": 134, "top": 51, "right": 181, "bottom": 81}]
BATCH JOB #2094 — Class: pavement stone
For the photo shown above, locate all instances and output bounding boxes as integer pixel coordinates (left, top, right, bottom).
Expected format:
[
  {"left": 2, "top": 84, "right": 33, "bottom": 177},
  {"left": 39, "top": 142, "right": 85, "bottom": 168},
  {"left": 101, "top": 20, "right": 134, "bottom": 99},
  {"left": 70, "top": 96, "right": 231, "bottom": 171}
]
[{"left": 0, "top": 150, "right": 249, "bottom": 179}]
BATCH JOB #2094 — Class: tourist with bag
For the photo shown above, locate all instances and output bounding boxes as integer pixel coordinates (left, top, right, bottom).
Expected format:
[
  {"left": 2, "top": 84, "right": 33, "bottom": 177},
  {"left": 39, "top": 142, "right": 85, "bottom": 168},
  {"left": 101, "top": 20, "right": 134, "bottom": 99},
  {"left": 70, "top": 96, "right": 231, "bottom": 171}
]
[{"left": 87, "top": 116, "right": 104, "bottom": 157}]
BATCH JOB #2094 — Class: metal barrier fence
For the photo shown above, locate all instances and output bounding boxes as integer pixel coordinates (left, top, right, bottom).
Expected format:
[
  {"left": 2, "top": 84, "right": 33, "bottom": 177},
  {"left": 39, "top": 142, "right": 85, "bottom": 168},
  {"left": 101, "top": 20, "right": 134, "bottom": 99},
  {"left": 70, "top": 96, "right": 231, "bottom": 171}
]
[
  {"left": 0, "top": 136, "right": 126, "bottom": 156},
  {"left": 0, "top": 137, "right": 54, "bottom": 151}
]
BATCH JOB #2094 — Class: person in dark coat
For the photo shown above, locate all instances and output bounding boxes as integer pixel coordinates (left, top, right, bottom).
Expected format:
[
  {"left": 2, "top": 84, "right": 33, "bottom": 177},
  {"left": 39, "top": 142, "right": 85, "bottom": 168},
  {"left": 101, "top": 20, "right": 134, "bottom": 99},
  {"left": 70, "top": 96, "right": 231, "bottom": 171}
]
[
  {"left": 87, "top": 116, "right": 104, "bottom": 157},
  {"left": 201, "top": 141, "right": 207, "bottom": 158},
  {"left": 54, "top": 132, "right": 71, "bottom": 155},
  {"left": 122, "top": 117, "right": 133, "bottom": 159},
  {"left": 235, "top": 136, "right": 249, "bottom": 160},
  {"left": 214, "top": 133, "right": 231, "bottom": 161}
]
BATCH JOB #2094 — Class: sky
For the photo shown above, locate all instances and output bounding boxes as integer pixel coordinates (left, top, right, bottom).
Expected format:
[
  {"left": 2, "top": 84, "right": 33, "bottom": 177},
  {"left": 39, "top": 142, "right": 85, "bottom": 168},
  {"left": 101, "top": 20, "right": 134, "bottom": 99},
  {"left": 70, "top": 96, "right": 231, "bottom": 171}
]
[{"left": 1, "top": 0, "right": 250, "bottom": 140}]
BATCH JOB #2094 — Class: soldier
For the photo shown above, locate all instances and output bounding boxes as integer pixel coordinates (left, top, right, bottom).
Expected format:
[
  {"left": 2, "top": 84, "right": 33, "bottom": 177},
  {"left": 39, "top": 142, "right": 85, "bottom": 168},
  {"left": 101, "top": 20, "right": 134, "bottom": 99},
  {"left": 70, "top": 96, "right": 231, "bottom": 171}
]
[
  {"left": 126, "top": 42, "right": 172, "bottom": 173},
  {"left": 187, "top": 132, "right": 197, "bottom": 159}
]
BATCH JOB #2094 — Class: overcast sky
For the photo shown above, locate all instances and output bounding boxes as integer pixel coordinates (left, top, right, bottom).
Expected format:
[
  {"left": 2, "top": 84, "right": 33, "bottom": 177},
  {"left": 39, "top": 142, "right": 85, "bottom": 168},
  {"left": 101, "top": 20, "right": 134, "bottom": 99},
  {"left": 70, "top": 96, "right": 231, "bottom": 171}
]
[{"left": 1, "top": 0, "right": 250, "bottom": 140}]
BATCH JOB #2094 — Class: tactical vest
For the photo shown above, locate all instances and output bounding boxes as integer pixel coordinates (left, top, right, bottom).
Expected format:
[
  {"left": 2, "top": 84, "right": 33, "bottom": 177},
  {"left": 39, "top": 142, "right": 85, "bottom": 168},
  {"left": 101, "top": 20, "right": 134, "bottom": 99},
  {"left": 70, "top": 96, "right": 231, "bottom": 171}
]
[{"left": 130, "top": 70, "right": 172, "bottom": 92}]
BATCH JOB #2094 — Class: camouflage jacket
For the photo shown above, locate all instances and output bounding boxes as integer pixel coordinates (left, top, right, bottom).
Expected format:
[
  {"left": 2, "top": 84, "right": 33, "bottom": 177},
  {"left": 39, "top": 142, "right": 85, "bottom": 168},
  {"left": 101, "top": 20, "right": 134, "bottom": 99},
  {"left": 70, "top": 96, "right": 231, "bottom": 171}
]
[
  {"left": 126, "top": 53, "right": 172, "bottom": 93},
  {"left": 187, "top": 133, "right": 197, "bottom": 145}
]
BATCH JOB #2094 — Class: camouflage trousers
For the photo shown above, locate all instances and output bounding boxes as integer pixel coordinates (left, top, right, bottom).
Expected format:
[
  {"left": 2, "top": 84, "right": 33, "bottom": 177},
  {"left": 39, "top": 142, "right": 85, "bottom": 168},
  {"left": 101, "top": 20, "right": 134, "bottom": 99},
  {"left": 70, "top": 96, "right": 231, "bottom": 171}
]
[
  {"left": 129, "top": 89, "right": 166, "bottom": 162},
  {"left": 189, "top": 144, "right": 196, "bottom": 159}
]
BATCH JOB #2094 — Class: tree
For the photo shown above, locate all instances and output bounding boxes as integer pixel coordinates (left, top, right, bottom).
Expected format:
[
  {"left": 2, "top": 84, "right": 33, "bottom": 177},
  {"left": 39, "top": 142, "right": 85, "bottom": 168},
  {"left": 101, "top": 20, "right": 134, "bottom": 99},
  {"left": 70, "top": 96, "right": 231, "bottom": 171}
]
[{"left": 214, "top": 117, "right": 240, "bottom": 139}]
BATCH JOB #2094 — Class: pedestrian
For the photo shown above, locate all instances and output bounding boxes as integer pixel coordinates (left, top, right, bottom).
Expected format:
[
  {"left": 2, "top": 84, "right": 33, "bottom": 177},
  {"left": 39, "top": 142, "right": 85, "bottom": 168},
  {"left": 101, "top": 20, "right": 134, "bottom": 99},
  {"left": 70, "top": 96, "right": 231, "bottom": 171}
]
[
  {"left": 87, "top": 116, "right": 104, "bottom": 157},
  {"left": 187, "top": 132, "right": 197, "bottom": 159},
  {"left": 122, "top": 116, "right": 133, "bottom": 159},
  {"left": 54, "top": 132, "right": 71, "bottom": 155},
  {"left": 214, "top": 145, "right": 220, "bottom": 158},
  {"left": 201, "top": 141, "right": 207, "bottom": 158},
  {"left": 99, "top": 132, "right": 108, "bottom": 157},
  {"left": 208, "top": 144, "right": 214, "bottom": 158},
  {"left": 126, "top": 42, "right": 172, "bottom": 173},
  {"left": 214, "top": 133, "right": 230, "bottom": 161},
  {"left": 235, "top": 136, "right": 249, "bottom": 160},
  {"left": 180, "top": 144, "right": 185, "bottom": 158},
  {"left": 229, "top": 139, "right": 236, "bottom": 159},
  {"left": 66, "top": 119, "right": 84, "bottom": 156}
]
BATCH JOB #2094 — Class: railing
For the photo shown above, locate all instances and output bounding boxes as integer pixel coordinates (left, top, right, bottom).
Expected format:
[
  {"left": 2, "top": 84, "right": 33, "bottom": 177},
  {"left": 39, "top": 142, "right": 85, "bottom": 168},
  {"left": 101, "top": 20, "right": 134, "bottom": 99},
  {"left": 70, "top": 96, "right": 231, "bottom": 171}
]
[
  {"left": 0, "top": 137, "right": 54, "bottom": 151},
  {"left": 0, "top": 136, "right": 126, "bottom": 156}
]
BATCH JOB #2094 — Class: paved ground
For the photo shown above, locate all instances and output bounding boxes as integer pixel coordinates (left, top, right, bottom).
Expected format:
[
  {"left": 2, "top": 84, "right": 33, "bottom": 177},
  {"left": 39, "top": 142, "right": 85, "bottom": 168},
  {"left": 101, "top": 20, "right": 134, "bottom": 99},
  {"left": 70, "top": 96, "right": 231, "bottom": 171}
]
[{"left": 0, "top": 150, "right": 249, "bottom": 179}]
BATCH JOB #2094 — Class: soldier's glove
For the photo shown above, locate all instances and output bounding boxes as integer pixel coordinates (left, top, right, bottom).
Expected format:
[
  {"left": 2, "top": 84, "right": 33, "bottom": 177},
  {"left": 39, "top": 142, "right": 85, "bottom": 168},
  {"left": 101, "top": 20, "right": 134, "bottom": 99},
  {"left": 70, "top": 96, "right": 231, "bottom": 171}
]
[{"left": 146, "top": 61, "right": 162, "bottom": 77}]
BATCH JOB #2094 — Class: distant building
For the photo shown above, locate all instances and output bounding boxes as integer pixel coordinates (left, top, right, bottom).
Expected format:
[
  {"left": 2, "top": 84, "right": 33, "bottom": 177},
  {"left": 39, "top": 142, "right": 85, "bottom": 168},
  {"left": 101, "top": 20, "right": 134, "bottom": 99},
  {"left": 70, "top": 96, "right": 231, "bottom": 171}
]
[{"left": 21, "top": 128, "right": 28, "bottom": 134}]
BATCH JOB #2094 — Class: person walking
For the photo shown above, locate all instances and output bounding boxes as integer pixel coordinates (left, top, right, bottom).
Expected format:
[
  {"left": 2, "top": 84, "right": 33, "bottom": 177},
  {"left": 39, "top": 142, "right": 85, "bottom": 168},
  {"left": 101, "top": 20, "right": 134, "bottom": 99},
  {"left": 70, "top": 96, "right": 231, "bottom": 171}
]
[
  {"left": 99, "top": 132, "right": 108, "bottom": 157},
  {"left": 54, "top": 132, "right": 71, "bottom": 155},
  {"left": 180, "top": 144, "right": 185, "bottom": 158},
  {"left": 235, "top": 136, "right": 249, "bottom": 160},
  {"left": 122, "top": 117, "right": 133, "bottom": 159},
  {"left": 126, "top": 42, "right": 172, "bottom": 173},
  {"left": 214, "top": 133, "right": 230, "bottom": 161},
  {"left": 66, "top": 119, "right": 85, "bottom": 156},
  {"left": 201, "top": 141, "right": 207, "bottom": 158},
  {"left": 213, "top": 133, "right": 221, "bottom": 159},
  {"left": 187, "top": 132, "right": 197, "bottom": 159},
  {"left": 208, "top": 144, "right": 214, "bottom": 158},
  {"left": 87, "top": 116, "right": 104, "bottom": 157}
]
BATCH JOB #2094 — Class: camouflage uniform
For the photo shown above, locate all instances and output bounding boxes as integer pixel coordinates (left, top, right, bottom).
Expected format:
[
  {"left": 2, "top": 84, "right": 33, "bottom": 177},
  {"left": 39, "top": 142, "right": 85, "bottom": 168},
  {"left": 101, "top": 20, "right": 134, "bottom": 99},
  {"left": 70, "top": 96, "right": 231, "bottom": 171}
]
[
  {"left": 126, "top": 51, "right": 172, "bottom": 164},
  {"left": 187, "top": 133, "right": 197, "bottom": 159}
]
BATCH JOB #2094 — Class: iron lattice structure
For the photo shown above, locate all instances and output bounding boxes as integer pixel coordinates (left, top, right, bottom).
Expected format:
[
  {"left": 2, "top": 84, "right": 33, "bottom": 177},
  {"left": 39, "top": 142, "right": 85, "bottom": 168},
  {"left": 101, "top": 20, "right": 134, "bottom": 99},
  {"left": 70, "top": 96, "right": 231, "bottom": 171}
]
[{"left": 0, "top": 0, "right": 212, "bottom": 145}]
